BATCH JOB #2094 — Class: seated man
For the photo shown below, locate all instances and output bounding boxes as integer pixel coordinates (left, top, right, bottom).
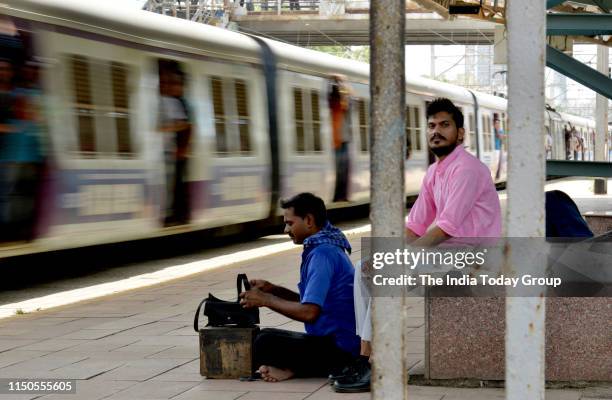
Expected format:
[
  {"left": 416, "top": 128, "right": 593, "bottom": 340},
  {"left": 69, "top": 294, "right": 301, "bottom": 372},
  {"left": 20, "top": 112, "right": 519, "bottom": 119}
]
[
  {"left": 240, "top": 192, "right": 360, "bottom": 382},
  {"left": 333, "top": 98, "right": 502, "bottom": 393}
]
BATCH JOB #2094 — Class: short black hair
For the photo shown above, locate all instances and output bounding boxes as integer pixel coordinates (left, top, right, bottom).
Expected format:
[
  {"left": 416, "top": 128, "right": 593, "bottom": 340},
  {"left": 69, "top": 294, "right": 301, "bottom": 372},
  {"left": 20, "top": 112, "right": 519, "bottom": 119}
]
[
  {"left": 426, "top": 98, "right": 464, "bottom": 129},
  {"left": 280, "top": 192, "right": 327, "bottom": 227}
]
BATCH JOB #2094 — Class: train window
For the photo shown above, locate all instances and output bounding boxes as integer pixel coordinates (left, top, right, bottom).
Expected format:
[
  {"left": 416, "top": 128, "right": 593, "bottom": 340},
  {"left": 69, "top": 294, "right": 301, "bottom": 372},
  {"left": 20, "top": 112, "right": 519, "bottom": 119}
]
[
  {"left": 488, "top": 116, "right": 494, "bottom": 151},
  {"left": 234, "top": 79, "right": 251, "bottom": 153},
  {"left": 311, "top": 90, "right": 322, "bottom": 152},
  {"left": 482, "top": 114, "right": 493, "bottom": 151},
  {"left": 293, "top": 88, "right": 305, "bottom": 153},
  {"left": 70, "top": 55, "right": 96, "bottom": 156},
  {"left": 468, "top": 113, "right": 476, "bottom": 151},
  {"left": 414, "top": 107, "right": 422, "bottom": 151},
  {"left": 210, "top": 76, "right": 252, "bottom": 156},
  {"left": 111, "top": 62, "right": 132, "bottom": 156},
  {"left": 489, "top": 116, "right": 494, "bottom": 151},
  {"left": 210, "top": 76, "right": 227, "bottom": 153},
  {"left": 481, "top": 116, "right": 486, "bottom": 151},
  {"left": 358, "top": 99, "right": 369, "bottom": 153},
  {"left": 405, "top": 106, "right": 422, "bottom": 156},
  {"left": 405, "top": 106, "right": 412, "bottom": 156},
  {"left": 68, "top": 55, "right": 135, "bottom": 158},
  {"left": 292, "top": 87, "right": 323, "bottom": 154}
]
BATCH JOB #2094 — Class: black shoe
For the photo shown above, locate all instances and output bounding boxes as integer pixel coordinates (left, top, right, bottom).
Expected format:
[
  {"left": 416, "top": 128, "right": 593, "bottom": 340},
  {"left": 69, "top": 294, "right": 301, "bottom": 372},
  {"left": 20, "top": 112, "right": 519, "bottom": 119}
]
[
  {"left": 332, "top": 357, "right": 371, "bottom": 393},
  {"left": 327, "top": 358, "right": 360, "bottom": 384}
]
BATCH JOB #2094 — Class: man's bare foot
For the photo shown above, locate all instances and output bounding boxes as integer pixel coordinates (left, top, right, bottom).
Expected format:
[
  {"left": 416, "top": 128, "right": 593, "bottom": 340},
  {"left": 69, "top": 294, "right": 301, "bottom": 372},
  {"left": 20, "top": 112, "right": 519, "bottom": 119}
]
[{"left": 258, "top": 365, "right": 294, "bottom": 382}]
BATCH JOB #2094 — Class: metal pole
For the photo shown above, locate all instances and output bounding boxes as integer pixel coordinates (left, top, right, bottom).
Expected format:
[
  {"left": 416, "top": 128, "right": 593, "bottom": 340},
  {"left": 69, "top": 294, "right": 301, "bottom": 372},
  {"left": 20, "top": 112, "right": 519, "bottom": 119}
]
[
  {"left": 370, "top": 0, "right": 406, "bottom": 396},
  {"left": 505, "top": 0, "right": 546, "bottom": 399},
  {"left": 595, "top": 45, "right": 609, "bottom": 193}
]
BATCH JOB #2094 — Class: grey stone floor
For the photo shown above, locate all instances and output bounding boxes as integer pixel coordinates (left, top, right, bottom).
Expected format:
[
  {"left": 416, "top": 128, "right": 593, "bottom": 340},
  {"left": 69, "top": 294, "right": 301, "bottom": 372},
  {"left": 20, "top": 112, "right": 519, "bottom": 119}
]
[{"left": 0, "top": 231, "right": 610, "bottom": 399}]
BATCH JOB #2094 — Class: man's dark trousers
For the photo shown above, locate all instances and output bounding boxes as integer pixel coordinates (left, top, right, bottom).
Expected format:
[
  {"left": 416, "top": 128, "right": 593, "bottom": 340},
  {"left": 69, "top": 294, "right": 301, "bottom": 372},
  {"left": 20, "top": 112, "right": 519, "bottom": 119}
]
[{"left": 253, "top": 328, "right": 353, "bottom": 377}]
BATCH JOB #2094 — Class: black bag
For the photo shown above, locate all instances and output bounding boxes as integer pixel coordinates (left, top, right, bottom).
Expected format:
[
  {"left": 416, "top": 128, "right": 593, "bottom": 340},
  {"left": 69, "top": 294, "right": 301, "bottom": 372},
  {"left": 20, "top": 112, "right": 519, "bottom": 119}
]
[{"left": 193, "top": 273, "right": 260, "bottom": 331}]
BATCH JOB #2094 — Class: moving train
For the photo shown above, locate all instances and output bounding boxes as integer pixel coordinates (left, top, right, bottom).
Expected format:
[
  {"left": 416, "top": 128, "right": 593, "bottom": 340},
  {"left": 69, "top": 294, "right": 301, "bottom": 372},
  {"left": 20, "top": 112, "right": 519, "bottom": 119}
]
[{"left": 0, "top": 0, "right": 603, "bottom": 257}]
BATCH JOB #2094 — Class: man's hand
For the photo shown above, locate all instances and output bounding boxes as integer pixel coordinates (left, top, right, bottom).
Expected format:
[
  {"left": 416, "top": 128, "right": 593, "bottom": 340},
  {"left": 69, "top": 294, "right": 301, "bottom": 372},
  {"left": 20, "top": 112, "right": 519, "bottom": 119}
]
[
  {"left": 239, "top": 288, "right": 271, "bottom": 308},
  {"left": 410, "top": 226, "right": 451, "bottom": 247},
  {"left": 249, "top": 279, "right": 275, "bottom": 293},
  {"left": 360, "top": 259, "right": 374, "bottom": 279},
  {"left": 406, "top": 227, "right": 420, "bottom": 243}
]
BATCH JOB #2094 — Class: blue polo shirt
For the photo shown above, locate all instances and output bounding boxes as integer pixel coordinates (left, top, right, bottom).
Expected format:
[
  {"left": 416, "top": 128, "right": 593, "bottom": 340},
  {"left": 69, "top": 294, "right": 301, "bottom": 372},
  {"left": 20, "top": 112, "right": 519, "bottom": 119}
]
[{"left": 298, "top": 243, "right": 360, "bottom": 356}]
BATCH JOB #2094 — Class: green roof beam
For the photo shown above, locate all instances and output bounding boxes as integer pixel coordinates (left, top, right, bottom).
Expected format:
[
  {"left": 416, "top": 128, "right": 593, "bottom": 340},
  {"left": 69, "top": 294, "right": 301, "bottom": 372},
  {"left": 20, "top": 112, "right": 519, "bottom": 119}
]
[
  {"left": 592, "top": 0, "right": 611, "bottom": 12},
  {"left": 547, "top": 160, "right": 612, "bottom": 177},
  {"left": 547, "top": 13, "right": 612, "bottom": 36}
]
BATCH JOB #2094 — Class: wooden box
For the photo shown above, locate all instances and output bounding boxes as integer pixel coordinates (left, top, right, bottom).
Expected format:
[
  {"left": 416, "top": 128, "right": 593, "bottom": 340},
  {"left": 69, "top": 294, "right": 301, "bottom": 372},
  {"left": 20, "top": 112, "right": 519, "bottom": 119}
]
[{"left": 199, "top": 326, "right": 259, "bottom": 379}]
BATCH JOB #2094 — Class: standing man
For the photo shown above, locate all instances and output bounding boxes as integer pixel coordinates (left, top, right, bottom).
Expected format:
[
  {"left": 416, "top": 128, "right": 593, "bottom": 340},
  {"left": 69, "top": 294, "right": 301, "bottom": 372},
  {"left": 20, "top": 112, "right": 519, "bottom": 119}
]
[
  {"left": 493, "top": 117, "right": 506, "bottom": 180},
  {"left": 333, "top": 98, "right": 502, "bottom": 393},
  {"left": 170, "top": 69, "right": 192, "bottom": 224},
  {"left": 0, "top": 59, "right": 15, "bottom": 241},
  {"left": 569, "top": 128, "right": 579, "bottom": 161},
  {"left": 240, "top": 193, "right": 360, "bottom": 382},
  {"left": 328, "top": 75, "right": 352, "bottom": 202},
  {"left": 158, "top": 63, "right": 192, "bottom": 226}
]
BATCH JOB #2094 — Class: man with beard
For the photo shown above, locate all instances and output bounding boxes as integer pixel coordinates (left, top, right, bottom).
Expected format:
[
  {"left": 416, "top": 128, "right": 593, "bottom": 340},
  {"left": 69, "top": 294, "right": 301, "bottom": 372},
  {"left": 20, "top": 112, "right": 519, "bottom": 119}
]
[
  {"left": 331, "top": 98, "right": 501, "bottom": 393},
  {"left": 240, "top": 193, "right": 359, "bottom": 383},
  {"left": 405, "top": 98, "right": 501, "bottom": 244}
]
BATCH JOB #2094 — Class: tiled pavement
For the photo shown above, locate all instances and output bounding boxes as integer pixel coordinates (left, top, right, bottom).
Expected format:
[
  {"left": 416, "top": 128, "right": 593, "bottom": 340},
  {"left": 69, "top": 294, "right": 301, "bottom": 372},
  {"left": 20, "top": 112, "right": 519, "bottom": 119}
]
[{"left": 0, "top": 234, "right": 609, "bottom": 399}]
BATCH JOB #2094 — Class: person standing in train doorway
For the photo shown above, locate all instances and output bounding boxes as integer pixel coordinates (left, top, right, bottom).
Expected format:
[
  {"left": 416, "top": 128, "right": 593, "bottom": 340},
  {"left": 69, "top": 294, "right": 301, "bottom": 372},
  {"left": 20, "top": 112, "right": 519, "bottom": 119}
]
[
  {"left": 332, "top": 98, "right": 502, "bottom": 393},
  {"left": 328, "top": 75, "right": 352, "bottom": 202},
  {"left": 493, "top": 116, "right": 506, "bottom": 180},
  {"left": 158, "top": 61, "right": 192, "bottom": 226}
]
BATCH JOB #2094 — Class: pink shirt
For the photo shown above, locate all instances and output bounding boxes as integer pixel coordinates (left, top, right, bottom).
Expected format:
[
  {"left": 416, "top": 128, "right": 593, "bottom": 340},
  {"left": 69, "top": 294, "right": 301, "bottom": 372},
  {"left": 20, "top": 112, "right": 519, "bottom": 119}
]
[{"left": 406, "top": 146, "right": 502, "bottom": 238}]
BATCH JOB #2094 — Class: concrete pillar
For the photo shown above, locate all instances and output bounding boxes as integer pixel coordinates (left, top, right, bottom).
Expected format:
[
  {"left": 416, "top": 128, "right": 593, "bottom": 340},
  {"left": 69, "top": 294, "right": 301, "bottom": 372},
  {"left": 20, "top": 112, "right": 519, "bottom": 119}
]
[
  {"left": 370, "top": 0, "right": 406, "bottom": 396},
  {"left": 595, "top": 45, "right": 609, "bottom": 194},
  {"left": 505, "top": 0, "right": 547, "bottom": 399}
]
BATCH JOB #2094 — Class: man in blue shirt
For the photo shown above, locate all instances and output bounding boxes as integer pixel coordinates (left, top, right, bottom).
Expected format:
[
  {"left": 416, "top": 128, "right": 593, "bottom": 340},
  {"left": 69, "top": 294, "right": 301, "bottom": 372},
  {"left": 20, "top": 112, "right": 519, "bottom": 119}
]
[{"left": 240, "top": 192, "right": 360, "bottom": 382}]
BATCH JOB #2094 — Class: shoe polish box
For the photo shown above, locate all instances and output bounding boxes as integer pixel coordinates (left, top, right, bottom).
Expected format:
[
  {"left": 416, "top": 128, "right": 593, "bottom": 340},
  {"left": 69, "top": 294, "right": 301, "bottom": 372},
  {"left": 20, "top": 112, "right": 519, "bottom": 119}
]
[{"left": 199, "top": 326, "right": 259, "bottom": 379}]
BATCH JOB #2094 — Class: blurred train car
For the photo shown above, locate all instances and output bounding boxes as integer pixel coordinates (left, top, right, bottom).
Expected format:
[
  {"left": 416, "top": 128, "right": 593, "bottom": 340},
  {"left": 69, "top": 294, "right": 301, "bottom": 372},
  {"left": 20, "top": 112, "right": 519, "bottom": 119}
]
[{"left": 0, "top": 0, "right": 606, "bottom": 257}]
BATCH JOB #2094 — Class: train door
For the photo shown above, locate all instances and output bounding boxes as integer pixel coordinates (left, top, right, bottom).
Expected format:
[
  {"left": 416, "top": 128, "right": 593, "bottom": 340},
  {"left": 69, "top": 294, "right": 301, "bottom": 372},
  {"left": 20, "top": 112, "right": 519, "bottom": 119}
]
[
  {"left": 194, "top": 60, "right": 269, "bottom": 225},
  {"left": 480, "top": 111, "right": 495, "bottom": 173},
  {"left": 588, "top": 129, "right": 595, "bottom": 161},
  {"left": 0, "top": 16, "right": 48, "bottom": 243},
  {"left": 276, "top": 72, "right": 331, "bottom": 202},
  {"left": 156, "top": 59, "right": 196, "bottom": 227},
  {"left": 35, "top": 27, "right": 151, "bottom": 246},
  {"left": 350, "top": 83, "right": 370, "bottom": 204},
  {"left": 553, "top": 120, "right": 564, "bottom": 160},
  {"left": 464, "top": 108, "right": 478, "bottom": 157},
  {"left": 547, "top": 112, "right": 564, "bottom": 160},
  {"left": 492, "top": 112, "right": 506, "bottom": 181}
]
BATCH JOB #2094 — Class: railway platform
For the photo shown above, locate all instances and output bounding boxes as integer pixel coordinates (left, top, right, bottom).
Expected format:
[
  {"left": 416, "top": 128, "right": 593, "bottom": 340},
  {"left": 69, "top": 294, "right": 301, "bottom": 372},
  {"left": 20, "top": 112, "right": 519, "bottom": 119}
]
[
  {"left": 0, "top": 183, "right": 611, "bottom": 399},
  {"left": 0, "top": 238, "right": 607, "bottom": 400},
  {"left": 0, "top": 179, "right": 612, "bottom": 400}
]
